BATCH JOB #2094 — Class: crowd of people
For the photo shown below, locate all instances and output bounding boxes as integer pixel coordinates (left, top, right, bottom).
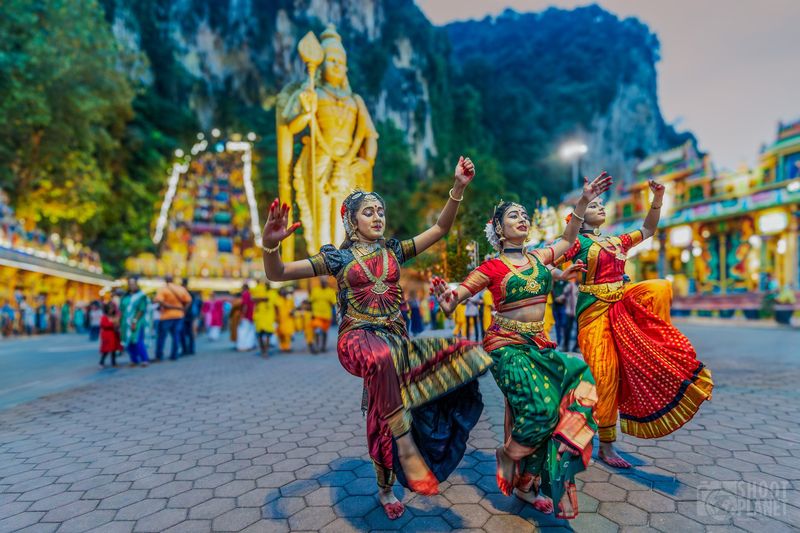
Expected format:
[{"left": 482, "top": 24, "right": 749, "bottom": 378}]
[
  {"left": 87, "top": 276, "right": 201, "bottom": 368},
  {"left": 0, "top": 296, "right": 105, "bottom": 338},
  {"left": 227, "top": 277, "right": 339, "bottom": 356}
]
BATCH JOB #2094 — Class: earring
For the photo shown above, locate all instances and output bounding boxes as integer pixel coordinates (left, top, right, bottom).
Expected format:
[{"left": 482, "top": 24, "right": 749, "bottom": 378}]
[{"left": 350, "top": 232, "right": 359, "bottom": 242}]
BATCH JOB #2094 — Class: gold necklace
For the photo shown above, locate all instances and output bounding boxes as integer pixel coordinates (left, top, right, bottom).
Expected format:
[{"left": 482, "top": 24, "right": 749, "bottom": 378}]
[
  {"left": 587, "top": 235, "right": 627, "bottom": 261},
  {"left": 500, "top": 253, "right": 542, "bottom": 294},
  {"left": 352, "top": 245, "right": 390, "bottom": 295}
]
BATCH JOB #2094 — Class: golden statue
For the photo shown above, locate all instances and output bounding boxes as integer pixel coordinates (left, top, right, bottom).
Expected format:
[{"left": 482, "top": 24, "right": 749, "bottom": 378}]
[{"left": 276, "top": 24, "right": 379, "bottom": 262}]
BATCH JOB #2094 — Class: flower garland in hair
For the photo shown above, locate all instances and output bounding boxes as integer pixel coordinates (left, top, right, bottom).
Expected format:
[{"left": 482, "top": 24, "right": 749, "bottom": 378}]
[{"left": 484, "top": 199, "right": 508, "bottom": 251}]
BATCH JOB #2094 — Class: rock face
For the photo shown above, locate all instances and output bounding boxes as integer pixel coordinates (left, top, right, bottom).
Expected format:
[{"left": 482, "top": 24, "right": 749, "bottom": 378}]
[
  {"left": 445, "top": 7, "right": 692, "bottom": 191},
  {"left": 101, "top": 1, "right": 689, "bottom": 186},
  {"left": 103, "top": 0, "right": 440, "bottom": 169}
]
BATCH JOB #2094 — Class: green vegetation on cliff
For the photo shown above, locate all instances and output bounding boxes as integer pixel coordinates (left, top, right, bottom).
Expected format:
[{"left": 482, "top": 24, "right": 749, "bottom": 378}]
[{"left": 0, "top": 1, "right": 688, "bottom": 279}]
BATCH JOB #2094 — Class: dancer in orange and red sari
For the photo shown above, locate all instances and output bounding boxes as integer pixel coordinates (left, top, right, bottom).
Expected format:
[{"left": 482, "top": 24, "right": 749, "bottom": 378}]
[
  {"left": 560, "top": 179, "right": 713, "bottom": 469},
  {"left": 432, "top": 172, "right": 613, "bottom": 519},
  {"left": 261, "top": 157, "right": 491, "bottom": 520}
]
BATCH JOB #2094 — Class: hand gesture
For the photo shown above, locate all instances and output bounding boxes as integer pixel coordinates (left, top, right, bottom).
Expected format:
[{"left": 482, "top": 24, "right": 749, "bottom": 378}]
[
  {"left": 581, "top": 171, "right": 613, "bottom": 202},
  {"left": 262, "top": 199, "right": 302, "bottom": 248},
  {"left": 298, "top": 88, "right": 318, "bottom": 114},
  {"left": 648, "top": 179, "right": 665, "bottom": 199},
  {"left": 430, "top": 276, "right": 457, "bottom": 314},
  {"left": 454, "top": 156, "right": 476, "bottom": 187},
  {"left": 561, "top": 260, "right": 587, "bottom": 281}
]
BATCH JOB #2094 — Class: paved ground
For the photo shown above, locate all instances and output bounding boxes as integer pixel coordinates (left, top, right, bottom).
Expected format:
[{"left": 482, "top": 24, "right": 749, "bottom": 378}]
[
  {"left": 0, "top": 334, "right": 110, "bottom": 410},
  {"left": 0, "top": 324, "right": 798, "bottom": 532}
]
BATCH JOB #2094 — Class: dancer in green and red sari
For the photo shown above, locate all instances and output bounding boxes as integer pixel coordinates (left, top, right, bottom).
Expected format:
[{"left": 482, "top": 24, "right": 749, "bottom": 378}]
[
  {"left": 262, "top": 157, "right": 491, "bottom": 520},
  {"left": 433, "top": 173, "right": 612, "bottom": 520}
]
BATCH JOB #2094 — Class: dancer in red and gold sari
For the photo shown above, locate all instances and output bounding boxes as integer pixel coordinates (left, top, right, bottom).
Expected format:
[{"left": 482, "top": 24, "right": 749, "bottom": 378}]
[
  {"left": 262, "top": 157, "right": 492, "bottom": 520},
  {"left": 432, "top": 172, "right": 613, "bottom": 520},
  {"left": 561, "top": 179, "right": 713, "bottom": 469}
]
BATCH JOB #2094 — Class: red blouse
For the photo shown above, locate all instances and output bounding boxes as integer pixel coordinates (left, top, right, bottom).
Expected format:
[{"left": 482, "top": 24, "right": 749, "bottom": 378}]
[{"left": 461, "top": 250, "right": 554, "bottom": 313}]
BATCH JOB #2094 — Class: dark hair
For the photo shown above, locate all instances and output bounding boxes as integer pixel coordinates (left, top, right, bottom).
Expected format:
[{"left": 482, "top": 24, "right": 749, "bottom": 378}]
[
  {"left": 103, "top": 302, "right": 116, "bottom": 315},
  {"left": 338, "top": 190, "right": 386, "bottom": 249},
  {"left": 491, "top": 201, "right": 528, "bottom": 234}
]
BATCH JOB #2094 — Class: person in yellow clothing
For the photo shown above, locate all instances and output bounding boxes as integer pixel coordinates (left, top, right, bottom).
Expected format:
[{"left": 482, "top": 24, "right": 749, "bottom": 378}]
[
  {"left": 481, "top": 289, "right": 493, "bottom": 334},
  {"left": 542, "top": 293, "right": 555, "bottom": 342},
  {"left": 296, "top": 300, "right": 315, "bottom": 352},
  {"left": 252, "top": 282, "right": 279, "bottom": 357},
  {"left": 276, "top": 288, "right": 296, "bottom": 352},
  {"left": 309, "top": 278, "right": 338, "bottom": 353},
  {"left": 452, "top": 301, "right": 467, "bottom": 338}
]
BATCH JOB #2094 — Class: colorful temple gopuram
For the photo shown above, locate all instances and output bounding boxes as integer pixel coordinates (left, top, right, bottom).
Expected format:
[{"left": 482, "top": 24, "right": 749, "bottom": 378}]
[
  {"left": 125, "top": 133, "right": 265, "bottom": 291},
  {"left": 556, "top": 119, "right": 800, "bottom": 317}
]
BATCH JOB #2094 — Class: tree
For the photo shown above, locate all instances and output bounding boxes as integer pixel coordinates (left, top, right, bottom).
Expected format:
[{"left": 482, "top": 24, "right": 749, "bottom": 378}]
[{"left": 0, "top": 0, "right": 134, "bottom": 230}]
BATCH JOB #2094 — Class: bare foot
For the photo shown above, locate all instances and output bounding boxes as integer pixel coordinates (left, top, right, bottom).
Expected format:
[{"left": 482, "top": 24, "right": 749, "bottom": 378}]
[
  {"left": 598, "top": 442, "right": 632, "bottom": 469},
  {"left": 378, "top": 489, "right": 405, "bottom": 519},
  {"left": 514, "top": 488, "right": 554, "bottom": 514},
  {"left": 495, "top": 447, "right": 515, "bottom": 496},
  {"left": 396, "top": 434, "right": 438, "bottom": 495}
]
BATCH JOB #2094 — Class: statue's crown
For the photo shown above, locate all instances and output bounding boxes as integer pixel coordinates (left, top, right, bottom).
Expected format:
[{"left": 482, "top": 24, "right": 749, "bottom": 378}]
[{"left": 321, "top": 24, "right": 345, "bottom": 54}]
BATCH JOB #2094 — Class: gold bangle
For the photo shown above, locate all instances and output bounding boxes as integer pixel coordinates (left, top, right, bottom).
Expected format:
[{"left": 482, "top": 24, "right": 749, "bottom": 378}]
[
  {"left": 449, "top": 188, "right": 464, "bottom": 202},
  {"left": 260, "top": 241, "right": 281, "bottom": 254},
  {"left": 571, "top": 212, "right": 585, "bottom": 222}
]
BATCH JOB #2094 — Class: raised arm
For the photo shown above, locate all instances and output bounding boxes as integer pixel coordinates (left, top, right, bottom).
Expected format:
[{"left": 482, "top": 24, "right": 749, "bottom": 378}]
[
  {"left": 544, "top": 172, "right": 613, "bottom": 264},
  {"left": 412, "top": 157, "right": 476, "bottom": 255},
  {"left": 641, "top": 180, "right": 665, "bottom": 240},
  {"left": 261, "top": 199, "right": 316, "bottom": 282}
]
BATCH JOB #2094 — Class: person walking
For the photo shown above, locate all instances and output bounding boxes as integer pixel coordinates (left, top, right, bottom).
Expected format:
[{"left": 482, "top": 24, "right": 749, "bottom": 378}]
[
  {"left": 99, "top": 303, "right": 122, "bottom": 367},
  {"left": 180, "top": 279, "right": 199, "bottom": 356},
  {"left": 88, "top": 301, "right": 103, "bottom": 341},
  {"left": 1, "top": 300, "right": 15, "bottom": 337},
  {"left": 60, "top": 301, "right": 71, "bottom": 333},
  {"left": 551, "top": 278, "right": 568, "bottom": 347},
  {"left": 120, "top": 278, "right": 150, "bottom": 367},
  {"left": 252, "top": 281, "right": 279, "bottom": 356},
  {"left": 235, "top": 284, "right": 257, "bottom": 352},
  {"left": 153, "top": 276, "right": 191, "bottom": 361},
  {"left": 309, "top": 278, "right": 337, "bottom": 353},
  {"left": 464, "top": 292, "right": 481, "bottom": 341},
  {"left": 561, "top": 280, "right": 579, "bottom": 352}
]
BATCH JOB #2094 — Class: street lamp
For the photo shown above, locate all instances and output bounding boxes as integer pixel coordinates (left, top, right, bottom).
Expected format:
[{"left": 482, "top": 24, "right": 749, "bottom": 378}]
[{"left": 560, "top": 141, "right": 588, "bottom": 190}]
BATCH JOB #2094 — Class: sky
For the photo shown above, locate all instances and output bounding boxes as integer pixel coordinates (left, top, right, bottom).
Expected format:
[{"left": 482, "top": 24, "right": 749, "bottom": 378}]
[{"left": 415, "top": 0, "right": 800, "bottom": 171}]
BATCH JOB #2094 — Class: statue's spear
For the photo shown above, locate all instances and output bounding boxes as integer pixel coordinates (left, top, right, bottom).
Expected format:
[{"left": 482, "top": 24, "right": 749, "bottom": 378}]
[{"left": 297, "top": 32, "right": 324, "bottom": 251}]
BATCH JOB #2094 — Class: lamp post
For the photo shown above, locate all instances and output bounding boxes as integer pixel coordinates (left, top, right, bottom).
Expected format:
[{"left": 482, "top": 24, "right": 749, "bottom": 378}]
[{"left": 560, "top": 141, "right": 588, "bottom": 191}]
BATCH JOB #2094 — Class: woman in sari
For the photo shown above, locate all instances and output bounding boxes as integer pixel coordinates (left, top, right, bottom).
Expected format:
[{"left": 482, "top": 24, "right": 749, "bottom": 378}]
[
  {"left": 262, "top": 157, "right": 492, "bottom": 520},
  {"left": 432, "top": 173, "right": 612, "bottom": 519},
  {"left": 560, "top": 179, "right": 713, "bottom": 468}
]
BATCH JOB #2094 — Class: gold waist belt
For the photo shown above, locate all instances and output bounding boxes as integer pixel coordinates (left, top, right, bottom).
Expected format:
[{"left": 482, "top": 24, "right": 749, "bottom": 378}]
[
  {"left": 578, "top": 280, "right": 625, "bottom": 302},
  {"left": 493, "top": 315, "right": 545, "bottom": 334},
  {"left": 346, "top": 307, "right": 401, "bottom": 324}
]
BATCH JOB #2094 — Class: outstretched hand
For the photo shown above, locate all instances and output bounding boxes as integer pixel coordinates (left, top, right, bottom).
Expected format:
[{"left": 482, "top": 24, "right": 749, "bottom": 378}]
[
  {"left": 581, "top": 171, "right": 613, "bottom": 202},
  {"left": 262, "top": 199, "right": 302, "bottom": 248},
  {"left": 454, "top": 156, "right": 476, "bottom": 187},
  {"left": 430, "top": 276, "right": 457, "bottom": 314}
]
